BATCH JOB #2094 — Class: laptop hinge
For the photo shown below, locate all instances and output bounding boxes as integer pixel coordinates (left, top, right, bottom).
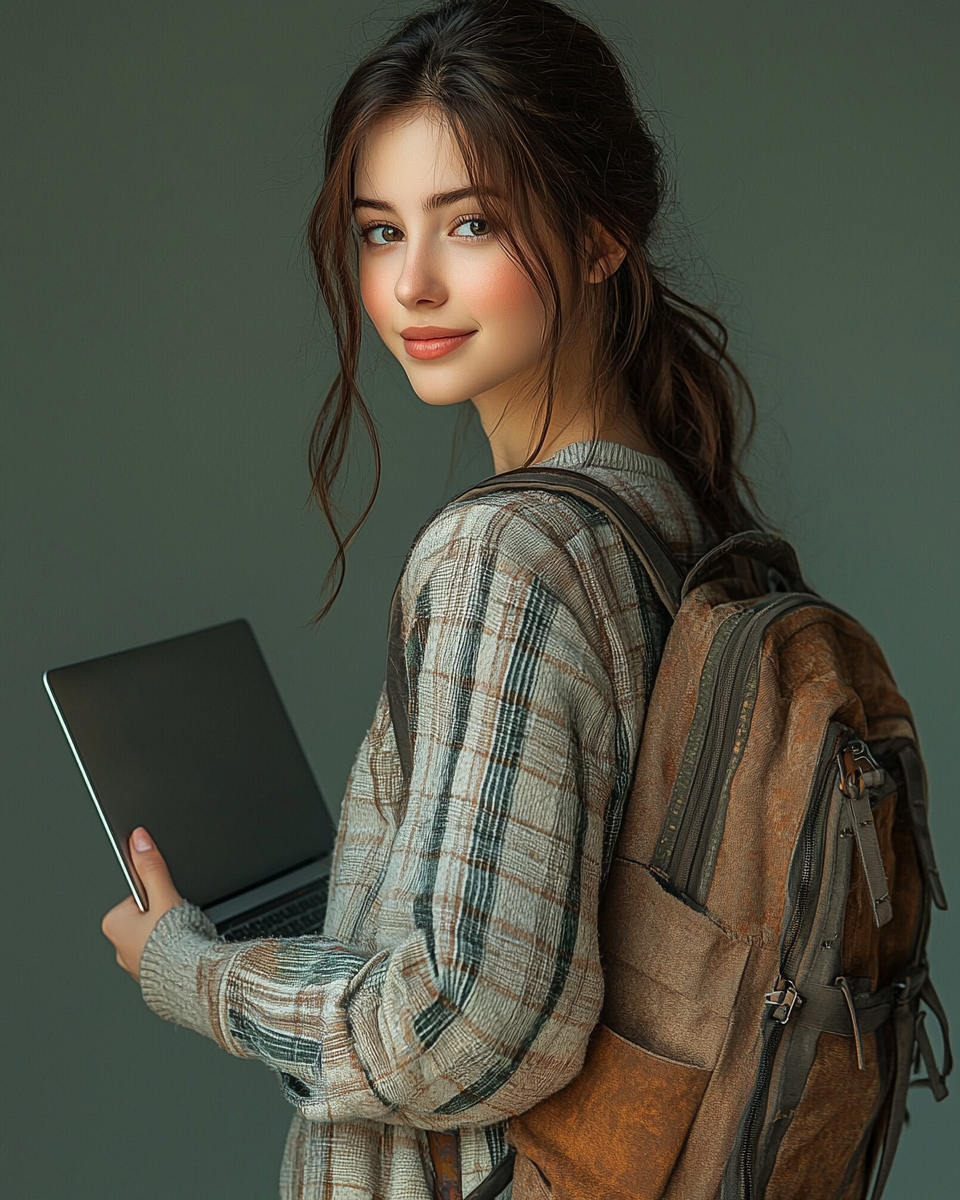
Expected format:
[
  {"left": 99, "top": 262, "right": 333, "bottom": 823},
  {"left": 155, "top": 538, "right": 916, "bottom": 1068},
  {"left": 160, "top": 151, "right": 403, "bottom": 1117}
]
[{"left": 203, "top": 857, "right": 331, "bottom": 926}]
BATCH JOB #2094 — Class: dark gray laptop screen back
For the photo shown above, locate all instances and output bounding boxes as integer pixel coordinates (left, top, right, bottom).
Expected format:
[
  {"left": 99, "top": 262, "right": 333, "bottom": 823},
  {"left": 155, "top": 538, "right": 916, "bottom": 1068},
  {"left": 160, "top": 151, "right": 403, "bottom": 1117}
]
[{"left": 45, "top": 620, "right": 333, "bottom": 908}]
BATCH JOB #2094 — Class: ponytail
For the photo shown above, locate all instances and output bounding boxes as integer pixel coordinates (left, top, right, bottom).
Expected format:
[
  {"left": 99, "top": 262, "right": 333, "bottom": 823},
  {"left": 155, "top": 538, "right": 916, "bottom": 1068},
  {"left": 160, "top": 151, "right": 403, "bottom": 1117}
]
[{"left": 624, "top": 274, "right": 760, "bottom": 538}]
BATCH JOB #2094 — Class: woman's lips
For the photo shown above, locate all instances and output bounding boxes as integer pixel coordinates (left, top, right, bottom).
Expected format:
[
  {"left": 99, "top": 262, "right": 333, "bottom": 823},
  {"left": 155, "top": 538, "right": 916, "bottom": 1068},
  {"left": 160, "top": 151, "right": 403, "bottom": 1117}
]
[{"left": 400, "top": 328, "right": 476, "bottom": 360}]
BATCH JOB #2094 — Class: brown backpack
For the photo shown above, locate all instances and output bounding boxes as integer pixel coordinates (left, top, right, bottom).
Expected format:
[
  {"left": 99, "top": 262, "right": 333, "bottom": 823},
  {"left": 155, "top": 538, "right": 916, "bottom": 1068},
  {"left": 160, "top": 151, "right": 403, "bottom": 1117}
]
[{"left": 388, "top": 466, "right": 951, "bottom": 1200}]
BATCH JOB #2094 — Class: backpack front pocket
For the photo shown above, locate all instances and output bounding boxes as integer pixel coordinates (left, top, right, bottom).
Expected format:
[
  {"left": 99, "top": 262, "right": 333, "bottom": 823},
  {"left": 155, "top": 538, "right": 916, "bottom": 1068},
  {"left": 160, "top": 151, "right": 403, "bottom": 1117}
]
[
  {"left": 509, "top": 1024, "right": 711, "bottom": 1200},
  {"left": 599, "top": 857, "right": 750, "bottom": 1070},
  {"left": 508, "top": 859, "right": 749, "bottom": 1199}
]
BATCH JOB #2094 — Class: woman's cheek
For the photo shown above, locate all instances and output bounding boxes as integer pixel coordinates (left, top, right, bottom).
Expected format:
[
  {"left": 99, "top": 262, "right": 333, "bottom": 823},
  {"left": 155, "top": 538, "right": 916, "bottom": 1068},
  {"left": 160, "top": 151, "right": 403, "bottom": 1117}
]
[
  {"left": 466, "top": 252, "right": 546, "bottom": 350},
  {"left": 359, "top": 258, "right": 394, "bottom": 341}
]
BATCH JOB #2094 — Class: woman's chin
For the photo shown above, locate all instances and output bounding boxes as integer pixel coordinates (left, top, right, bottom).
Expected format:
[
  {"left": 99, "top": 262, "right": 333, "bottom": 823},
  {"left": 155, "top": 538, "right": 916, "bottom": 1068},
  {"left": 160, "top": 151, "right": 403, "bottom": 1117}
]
[{"left": 406, "top": 381, "right": 475, "bottom": 408}]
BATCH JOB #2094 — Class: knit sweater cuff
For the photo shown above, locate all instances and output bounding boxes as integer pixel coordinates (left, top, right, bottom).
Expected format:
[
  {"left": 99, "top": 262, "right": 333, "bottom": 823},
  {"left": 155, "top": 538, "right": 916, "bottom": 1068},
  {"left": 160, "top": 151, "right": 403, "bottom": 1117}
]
[{"left": 139, "top": 901, "right": 222, "bottom": 1041}]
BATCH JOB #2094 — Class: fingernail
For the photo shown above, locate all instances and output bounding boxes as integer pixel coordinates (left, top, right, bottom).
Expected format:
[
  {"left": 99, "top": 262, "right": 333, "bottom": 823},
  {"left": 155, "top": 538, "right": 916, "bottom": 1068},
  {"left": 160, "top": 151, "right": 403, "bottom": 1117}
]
[{"left": 132, "top": 828, "right": 153, "bottom": 852}]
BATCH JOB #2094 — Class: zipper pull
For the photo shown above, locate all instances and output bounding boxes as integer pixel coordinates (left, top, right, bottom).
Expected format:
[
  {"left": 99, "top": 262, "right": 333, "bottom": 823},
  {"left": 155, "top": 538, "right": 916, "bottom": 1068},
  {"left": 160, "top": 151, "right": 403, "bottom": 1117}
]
[
  {"left": 837, "top": 741, "right": 894, "bottom": 928},
  {"left": 765, "top": 978, "right": 803, "bottom": 1024}
]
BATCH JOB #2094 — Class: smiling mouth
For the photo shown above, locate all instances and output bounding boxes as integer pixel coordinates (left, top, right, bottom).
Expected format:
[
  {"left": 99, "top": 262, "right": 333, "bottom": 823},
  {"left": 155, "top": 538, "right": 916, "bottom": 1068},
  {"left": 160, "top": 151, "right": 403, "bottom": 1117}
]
[{"left": 400, "top": 329, "right": 477, "bottom": 360}]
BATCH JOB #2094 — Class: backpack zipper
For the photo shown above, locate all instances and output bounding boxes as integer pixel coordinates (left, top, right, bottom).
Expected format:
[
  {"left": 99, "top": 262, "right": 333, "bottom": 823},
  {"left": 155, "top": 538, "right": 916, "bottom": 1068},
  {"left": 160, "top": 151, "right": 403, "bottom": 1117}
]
[
  {"left": 736, "top": 1020, "right": 784, "bottom": 1200},
  {"left": 665, "top": 593, "right": 816, "bottom": 904},
  {"left": 734, "top": 729, "right": 844, "bottom": 1199},
  {"left": 780, "top": 736, "right": 842, "bottom": 971}
]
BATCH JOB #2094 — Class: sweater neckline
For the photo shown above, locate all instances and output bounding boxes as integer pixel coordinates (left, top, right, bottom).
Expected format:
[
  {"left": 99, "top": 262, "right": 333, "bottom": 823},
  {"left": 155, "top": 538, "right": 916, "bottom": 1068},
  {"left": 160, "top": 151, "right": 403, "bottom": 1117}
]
[{"left": 532, "top": 439, "right": 675, "bottom": 481}]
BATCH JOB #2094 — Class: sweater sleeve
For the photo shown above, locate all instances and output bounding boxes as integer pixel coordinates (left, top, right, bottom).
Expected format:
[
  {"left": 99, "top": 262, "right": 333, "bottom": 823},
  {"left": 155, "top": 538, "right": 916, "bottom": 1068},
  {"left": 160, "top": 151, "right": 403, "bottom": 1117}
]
[{"left": 140, "top": 522, "right": 627, "bottom": 1128}]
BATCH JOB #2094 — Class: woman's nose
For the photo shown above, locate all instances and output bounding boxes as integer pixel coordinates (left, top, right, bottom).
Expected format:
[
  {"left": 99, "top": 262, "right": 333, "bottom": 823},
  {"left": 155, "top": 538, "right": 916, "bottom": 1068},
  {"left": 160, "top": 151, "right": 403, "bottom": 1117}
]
[{"left": 394, "top": 239, "right": 448, "bottom": 309}]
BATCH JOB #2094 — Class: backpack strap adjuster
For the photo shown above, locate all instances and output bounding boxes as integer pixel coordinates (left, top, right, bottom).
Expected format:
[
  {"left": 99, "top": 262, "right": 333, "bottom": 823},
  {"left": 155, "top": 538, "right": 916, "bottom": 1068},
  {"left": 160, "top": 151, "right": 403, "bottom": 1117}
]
[
  {"left": 764, "top": 978, "right": 803, "bottom": 1024},
  {"left": 837, "top": 740, "right": 894, "bottom": 928}
]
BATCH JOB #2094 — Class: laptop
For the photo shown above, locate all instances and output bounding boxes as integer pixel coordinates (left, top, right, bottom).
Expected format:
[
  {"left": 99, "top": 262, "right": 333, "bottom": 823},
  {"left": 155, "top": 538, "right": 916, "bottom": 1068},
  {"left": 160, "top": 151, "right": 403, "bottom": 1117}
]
[{"left": 43, "top": 619, "right": 336, "bottom": 941}]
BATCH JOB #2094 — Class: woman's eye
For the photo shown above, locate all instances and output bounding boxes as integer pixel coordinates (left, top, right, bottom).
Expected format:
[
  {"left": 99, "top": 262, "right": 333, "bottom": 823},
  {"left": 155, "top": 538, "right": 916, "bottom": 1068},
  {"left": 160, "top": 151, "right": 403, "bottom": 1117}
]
[
  {"left": 451, "top": 217, "right": 491, "bottom": 239},
  {"left": 362, "top": 224, "right": 403, "bottom": 245}
]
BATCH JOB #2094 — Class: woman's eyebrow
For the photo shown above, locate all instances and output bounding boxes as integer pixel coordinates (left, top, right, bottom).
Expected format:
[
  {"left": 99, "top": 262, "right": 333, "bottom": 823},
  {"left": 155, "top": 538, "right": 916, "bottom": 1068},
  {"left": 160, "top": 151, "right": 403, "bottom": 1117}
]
[{"left": 352, "top": 186, "right": 478, "bottom": 213}]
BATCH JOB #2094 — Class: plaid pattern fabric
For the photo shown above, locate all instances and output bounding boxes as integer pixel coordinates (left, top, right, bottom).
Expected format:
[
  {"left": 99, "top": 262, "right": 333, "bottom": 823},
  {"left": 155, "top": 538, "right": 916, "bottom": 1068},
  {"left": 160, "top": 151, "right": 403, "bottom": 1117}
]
[{"left": 139, "top": 440, "right": 714, "bottom": 1199}]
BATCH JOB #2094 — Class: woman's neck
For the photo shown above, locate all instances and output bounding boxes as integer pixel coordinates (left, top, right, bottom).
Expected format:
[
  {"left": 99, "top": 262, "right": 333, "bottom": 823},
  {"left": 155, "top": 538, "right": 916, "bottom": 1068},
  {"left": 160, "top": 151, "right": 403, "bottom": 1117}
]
[
  {"left": 472, "top": 372, "right": 655, "bottom": 473},
  {"left": 481, "top": 415, "right": 655, "bottom": 474},
  {"left": 469, "top": 318, "right": 656, "bottom": 473}
]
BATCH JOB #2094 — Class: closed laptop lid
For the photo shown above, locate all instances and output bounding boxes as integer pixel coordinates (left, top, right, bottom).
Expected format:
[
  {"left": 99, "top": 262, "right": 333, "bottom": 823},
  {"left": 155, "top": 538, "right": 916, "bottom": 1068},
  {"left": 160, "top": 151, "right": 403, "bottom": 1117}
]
[{"left": 44, "top": 619, "right": 334, "bottom": 909}]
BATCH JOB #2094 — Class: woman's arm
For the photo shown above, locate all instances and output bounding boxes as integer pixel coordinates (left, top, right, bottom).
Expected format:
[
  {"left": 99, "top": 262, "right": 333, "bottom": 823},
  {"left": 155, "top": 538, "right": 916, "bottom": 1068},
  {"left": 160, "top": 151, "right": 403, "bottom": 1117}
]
[{"left": 136, "top": 519, "right": 632, "bottom": 1129}]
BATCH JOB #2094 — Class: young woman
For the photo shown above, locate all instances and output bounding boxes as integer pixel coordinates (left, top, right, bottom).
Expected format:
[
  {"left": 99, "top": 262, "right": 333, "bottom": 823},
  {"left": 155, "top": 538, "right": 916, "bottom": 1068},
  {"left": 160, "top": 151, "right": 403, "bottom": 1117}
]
[{"left": 102, "top": 1, "right": 763, "bottom": 1196}]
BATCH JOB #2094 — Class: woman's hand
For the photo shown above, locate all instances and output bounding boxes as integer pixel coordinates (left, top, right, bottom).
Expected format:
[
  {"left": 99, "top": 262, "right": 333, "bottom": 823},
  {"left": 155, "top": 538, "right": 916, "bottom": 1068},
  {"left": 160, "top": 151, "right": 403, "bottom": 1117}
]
[{"left": 101, "top": 828, "right": 183, "bottom": 983}]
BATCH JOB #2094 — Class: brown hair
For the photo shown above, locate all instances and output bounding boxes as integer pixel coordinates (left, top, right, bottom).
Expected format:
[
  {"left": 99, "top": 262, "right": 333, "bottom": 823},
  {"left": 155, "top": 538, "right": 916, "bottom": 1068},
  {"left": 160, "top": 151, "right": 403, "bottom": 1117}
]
[{"left": 306, "top": 0, "right": 763, "bottom": 621}]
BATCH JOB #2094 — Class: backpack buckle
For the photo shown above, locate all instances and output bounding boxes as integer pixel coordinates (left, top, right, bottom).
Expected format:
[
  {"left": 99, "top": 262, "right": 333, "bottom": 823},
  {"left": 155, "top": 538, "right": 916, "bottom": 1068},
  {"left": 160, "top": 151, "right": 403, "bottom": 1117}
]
[
  {"left": 765, "top": 978, "right": 803, "bottom": 1024},
  {"left": 838, "top": 740, "right": 884, "bottom": 799}
]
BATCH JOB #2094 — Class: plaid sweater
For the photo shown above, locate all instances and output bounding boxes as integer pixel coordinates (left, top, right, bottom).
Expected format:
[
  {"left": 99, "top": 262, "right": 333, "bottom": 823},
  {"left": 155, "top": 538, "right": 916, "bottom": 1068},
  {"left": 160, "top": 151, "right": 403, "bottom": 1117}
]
[{"left": 140, "top": 439, "right": 713, "bottom": 1199}]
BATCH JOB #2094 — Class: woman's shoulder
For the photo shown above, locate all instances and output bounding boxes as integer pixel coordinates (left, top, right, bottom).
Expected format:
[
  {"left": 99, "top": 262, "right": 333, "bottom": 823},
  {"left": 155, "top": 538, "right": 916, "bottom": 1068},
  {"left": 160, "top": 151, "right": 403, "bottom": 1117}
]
[
  {"left": 417, "top": 486, "right": 594, "bottom": 562},
  {"left": 397, "top": 490, "right": 580, "bottom": 612}
]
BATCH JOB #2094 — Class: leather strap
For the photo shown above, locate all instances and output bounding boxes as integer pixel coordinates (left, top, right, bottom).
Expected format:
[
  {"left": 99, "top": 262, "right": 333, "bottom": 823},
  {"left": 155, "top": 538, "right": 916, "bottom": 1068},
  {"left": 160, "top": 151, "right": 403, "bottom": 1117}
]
[
  {"left": 868, "top": 990, "right": 917, "bottom": 1200},
  {"left": 898, "top": 743, "right": 948, "bottom": 911},
  {"left": 866, "top": 967, "right": 952, "bottom": 1199},
  {"left": 792, "top": 978, "right": 897, "bottom": 1038},
  {"left": 773, "top": 964, "right": 952, "bottom": 1199},
  {"left": 914, "top": 1012, "right": 948, "bottom": 1102},
  {"left": 846, "top": 791, "right": 894, "bottom": 928},
  {"left": 428, "top": 1130, "right": 462, "bottom": 1200},
  {"left": 426, "top": 1133, "right": 515, "bottom": 1200},
  {"left": 917, "top": 977, "right": 952, "bottom": 1097}
]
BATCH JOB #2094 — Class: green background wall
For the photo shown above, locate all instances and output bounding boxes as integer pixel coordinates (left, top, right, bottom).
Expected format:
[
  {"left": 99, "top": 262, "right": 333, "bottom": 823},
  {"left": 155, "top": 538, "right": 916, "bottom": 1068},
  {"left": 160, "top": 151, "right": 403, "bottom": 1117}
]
[{"left": 2, "top": 2, "right": 956, "bottom": 1195}]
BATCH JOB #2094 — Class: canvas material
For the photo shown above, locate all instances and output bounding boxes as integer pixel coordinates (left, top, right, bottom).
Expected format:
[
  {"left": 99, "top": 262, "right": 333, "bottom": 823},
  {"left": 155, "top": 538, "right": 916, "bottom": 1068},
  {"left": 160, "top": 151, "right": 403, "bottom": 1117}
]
[{"left": 504, "top": 552, "right": 947, "bottom": 1200}]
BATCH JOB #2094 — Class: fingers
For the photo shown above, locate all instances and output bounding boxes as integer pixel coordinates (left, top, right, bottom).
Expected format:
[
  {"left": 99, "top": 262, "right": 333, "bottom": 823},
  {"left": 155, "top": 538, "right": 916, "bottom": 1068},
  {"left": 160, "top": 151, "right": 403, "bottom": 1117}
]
[
  {"left": 101, "top": 894, "right": 137, "bottom": 938},
  {"left": 99, "top": 829, "right": 183, "bottom": 983},
  {"left": 128, "top": 827, "right": 182, "bottom": 912},
  {"left": 101, "top": 896, "right": 143, "bottom": 981}
]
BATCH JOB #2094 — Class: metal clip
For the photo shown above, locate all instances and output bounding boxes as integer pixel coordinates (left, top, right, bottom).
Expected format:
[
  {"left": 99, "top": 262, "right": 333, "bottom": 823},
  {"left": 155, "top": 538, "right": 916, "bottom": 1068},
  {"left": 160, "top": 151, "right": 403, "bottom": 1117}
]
[
  {"left": 765, "top": 978, "right": 803, "bottom": 1024},
  {"left": 837, "top": 740, "right": 884, "bottom": 800}
]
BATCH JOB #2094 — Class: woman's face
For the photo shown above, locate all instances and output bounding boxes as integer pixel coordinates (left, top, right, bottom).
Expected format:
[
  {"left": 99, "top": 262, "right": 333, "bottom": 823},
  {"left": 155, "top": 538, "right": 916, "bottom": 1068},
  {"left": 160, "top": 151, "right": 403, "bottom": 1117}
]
[{"left": 353, "top": 108, "right": 550, "bottom": 413}]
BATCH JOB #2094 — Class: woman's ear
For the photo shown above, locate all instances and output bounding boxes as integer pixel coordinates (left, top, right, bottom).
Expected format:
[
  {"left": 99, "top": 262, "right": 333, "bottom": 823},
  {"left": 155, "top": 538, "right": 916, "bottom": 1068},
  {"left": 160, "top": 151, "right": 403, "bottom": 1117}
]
[{"left": 587, "top": 224, "right": 628, "bottom": 283}]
